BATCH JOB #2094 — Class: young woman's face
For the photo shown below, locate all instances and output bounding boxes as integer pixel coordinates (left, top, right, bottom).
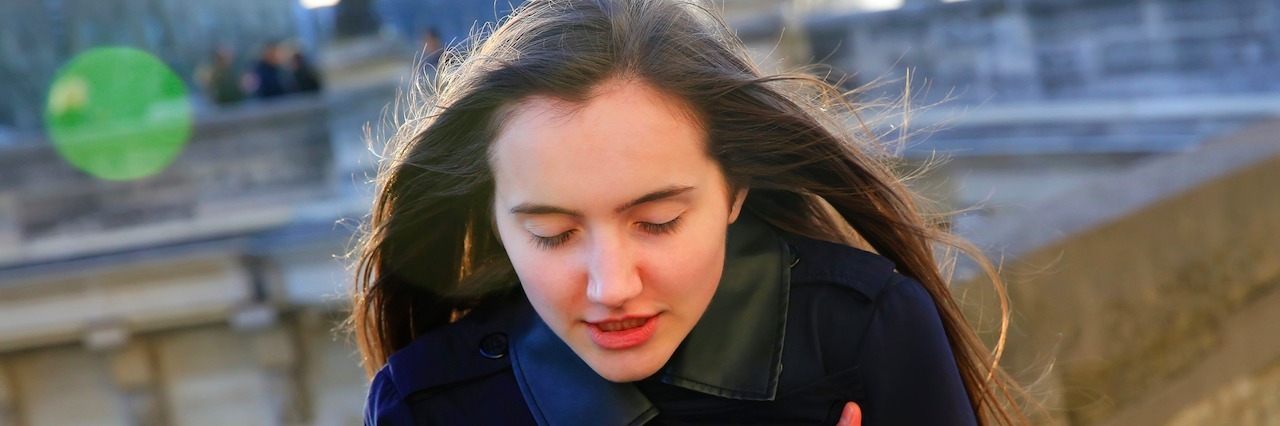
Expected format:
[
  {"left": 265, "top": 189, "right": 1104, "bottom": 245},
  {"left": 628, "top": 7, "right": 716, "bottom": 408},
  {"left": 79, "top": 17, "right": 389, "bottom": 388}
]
[{"left": 490, "top": 79, "right": 745, "bottom": 382}]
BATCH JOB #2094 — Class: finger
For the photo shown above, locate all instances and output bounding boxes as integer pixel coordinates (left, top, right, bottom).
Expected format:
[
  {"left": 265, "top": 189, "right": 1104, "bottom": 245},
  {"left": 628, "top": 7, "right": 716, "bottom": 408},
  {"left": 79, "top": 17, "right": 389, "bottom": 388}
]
[{"left": 837, "top": 401, "right": 862, "bottom": 426}]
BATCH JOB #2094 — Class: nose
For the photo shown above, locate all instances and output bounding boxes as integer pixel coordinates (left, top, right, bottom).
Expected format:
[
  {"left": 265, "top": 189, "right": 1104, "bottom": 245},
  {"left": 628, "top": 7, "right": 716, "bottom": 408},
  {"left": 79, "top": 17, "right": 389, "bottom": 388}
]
[{"left": 585, "top": 234, "right": 642, "bottom": 309}]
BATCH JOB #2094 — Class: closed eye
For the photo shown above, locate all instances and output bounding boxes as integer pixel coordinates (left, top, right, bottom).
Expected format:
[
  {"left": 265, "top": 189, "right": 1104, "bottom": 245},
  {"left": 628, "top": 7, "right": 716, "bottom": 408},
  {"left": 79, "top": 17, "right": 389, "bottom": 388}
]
[
  {"left": 528, "top": 216, "right": 683, "bottom": 250},
  {"left": 530, "top": 230, "right": 574, "bottom": 250},
  {"left": 638, "top": 216, "right": 683, "bottom": 235}
]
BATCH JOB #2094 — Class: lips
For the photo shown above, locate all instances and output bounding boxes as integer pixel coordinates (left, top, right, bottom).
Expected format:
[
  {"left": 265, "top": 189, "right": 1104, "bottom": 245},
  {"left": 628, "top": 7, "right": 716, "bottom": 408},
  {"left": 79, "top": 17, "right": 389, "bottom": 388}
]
[
  {"left": 596, "top": 317, "right": 648, "bottom": 331},
  {"left": 587, "top": 315, "right": 658, "bottom": 350}
]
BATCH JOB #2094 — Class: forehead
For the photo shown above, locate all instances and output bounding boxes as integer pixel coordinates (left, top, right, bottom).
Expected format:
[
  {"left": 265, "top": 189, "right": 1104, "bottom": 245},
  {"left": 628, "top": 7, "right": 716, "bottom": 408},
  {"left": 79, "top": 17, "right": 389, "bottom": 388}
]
[
  {"left": 494, "top": 79, "right": 702, "bottom": 143},
  {"left": 489, "top": 81, "right": 716, "bottom": 209}
]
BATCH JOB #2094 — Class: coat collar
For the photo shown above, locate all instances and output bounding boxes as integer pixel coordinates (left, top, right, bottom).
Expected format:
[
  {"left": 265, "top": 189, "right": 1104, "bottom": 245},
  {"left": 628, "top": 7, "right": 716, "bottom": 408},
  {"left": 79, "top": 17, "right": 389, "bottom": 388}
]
[{"left": 508, "top": 213, "right": 793, "bottom": 425}]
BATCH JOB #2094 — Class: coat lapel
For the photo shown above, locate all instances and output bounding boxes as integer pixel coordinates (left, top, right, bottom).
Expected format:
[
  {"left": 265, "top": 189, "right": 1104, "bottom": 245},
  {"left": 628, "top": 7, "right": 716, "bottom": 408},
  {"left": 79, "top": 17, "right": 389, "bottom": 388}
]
[
  {"left": 653, "top": 212, "right": 791, "bottom": 400},
  {"left": 509, "top": 302, "right": 658, "bottom": 426},
  {"left": 508, "top": 213, "right": 792, "bottom": 425}
]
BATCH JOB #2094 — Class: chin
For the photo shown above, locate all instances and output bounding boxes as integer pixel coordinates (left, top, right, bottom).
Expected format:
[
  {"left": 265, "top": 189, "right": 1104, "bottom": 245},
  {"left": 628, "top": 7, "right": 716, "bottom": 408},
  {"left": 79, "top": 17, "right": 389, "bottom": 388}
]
[
  {"left": 581, "top": 347, "right": 673, "bottom": 383},
  {"left": 588, "top": 359, "right": 662, "bottom": 383}
]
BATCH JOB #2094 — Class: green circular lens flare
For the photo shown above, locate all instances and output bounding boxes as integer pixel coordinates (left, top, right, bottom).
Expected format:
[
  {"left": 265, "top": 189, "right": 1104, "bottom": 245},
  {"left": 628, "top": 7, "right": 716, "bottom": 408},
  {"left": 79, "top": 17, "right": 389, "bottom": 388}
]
[{"left": 45, "top": 47, "right": 192, "bottom": 181}]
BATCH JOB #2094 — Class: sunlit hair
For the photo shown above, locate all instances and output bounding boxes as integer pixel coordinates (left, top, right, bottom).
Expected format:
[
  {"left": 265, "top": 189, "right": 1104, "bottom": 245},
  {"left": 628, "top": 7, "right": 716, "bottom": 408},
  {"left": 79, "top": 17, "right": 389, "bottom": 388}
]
[{"left": 347, "top": 0, "right": 1028, "bottom": 423}]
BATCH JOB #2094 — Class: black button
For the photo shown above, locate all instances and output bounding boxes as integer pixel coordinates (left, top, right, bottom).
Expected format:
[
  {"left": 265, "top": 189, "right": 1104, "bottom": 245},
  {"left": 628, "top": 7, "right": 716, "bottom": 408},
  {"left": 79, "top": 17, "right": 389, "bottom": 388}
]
[{"left": 479, "top": 333, "right": 508, "bottom": 359}]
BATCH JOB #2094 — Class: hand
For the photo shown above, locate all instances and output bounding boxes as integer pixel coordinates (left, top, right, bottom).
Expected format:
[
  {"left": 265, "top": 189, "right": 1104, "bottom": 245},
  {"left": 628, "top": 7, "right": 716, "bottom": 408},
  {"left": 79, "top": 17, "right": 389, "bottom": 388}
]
[{"left": 836, "top": 402, "right": 862, "bottom": 426}]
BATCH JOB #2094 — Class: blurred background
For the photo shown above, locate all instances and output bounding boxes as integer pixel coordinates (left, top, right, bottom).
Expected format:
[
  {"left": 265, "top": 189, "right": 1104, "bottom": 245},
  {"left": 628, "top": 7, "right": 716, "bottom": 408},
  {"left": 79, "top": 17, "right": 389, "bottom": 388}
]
[{"left": 0, "top": 0, "right": 1277, "bottom": 424}]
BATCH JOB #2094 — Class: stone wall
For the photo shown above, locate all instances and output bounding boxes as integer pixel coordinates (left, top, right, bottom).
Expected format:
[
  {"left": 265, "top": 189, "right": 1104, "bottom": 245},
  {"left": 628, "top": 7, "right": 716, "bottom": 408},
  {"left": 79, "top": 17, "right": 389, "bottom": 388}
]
[
  {"left": 1167, "top": 360, "right": 1280, "bottom": 426},
  {"left": 0, "top": 311, "right": 365, "bottom": 426},
  {"left": 957, "top": 119, "right": 1280, "bottom": 424},
  {"left": 0, "top": 97, "right": 333, "bottom": 266},
  {"left": 0, "top": 220, "right": 363, "bottom": 426}
]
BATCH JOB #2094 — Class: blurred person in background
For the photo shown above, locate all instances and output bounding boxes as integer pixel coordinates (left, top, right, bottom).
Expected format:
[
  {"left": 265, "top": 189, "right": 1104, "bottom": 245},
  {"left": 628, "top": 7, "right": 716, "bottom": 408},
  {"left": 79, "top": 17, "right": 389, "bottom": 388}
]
[
  {"left": 351, "top": 0, "right": 1029, "bottom": 425},
  {"left": 421, "top": 28, "right": 444, "bottom": 71},
  {"left": 245, "top": 42, "right": 290, "bottom": 99},
  {"left": 290, "top": 50, "right": 324, "bottom": 94},
  {"left": 196, "top": 46, "right": 246, "bottom": 106}
]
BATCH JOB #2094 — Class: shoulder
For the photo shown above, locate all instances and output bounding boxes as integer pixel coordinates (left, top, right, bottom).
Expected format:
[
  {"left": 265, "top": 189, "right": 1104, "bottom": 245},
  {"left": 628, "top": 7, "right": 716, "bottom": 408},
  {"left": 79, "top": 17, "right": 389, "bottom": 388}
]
[
  {"left": 388, "top": 301, "right": 516, "bottom": 391},
  {"left": 781, "top": 232, "right": 954, "bottom": 359},
  {"left": 363, "top": 294, "right": 526, "bottom": 425},
  {"left": 780, "top": 233, "right": 943, "bottom": 372},
  {"left": 780, "top": 234, "right": 975, "bottom": 423},
  {"left": 364, "top": 365, "right": 415, "bottom": 425},
  {"left": 783, "top": 232, "right": 945, "bottom": 337},
  {"left": 783, "top": 232, "right": 899, "bottom": 302}
]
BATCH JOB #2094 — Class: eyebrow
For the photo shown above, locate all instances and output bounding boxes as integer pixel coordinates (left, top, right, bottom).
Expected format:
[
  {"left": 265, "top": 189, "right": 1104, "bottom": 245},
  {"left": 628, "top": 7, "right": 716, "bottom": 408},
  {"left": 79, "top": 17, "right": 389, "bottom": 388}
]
[{"left": 508, "top": 185, "right": 695, "bottom": 217}]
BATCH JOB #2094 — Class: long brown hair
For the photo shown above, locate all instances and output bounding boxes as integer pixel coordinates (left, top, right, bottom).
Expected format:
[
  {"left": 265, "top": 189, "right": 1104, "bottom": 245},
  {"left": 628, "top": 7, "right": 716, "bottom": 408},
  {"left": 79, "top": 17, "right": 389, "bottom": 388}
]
[{"left": 348, "top": 0, "right": 1027, "bottom": 423}]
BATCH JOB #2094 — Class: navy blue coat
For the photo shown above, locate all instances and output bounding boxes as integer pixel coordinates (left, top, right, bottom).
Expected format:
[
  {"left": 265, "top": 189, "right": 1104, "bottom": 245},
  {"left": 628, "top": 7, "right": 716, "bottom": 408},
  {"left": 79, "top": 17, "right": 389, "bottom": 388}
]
[{"left": 364, "top": 214, "right": 977, "bottom": 425}]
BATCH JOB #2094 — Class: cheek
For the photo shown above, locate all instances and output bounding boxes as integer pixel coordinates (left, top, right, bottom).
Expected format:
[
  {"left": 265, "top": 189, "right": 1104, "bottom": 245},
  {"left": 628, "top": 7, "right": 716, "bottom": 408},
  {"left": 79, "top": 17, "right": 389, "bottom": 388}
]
[
  {"left": 643, "top": 225, "right": 727, "bottom": 301},
  {"left": 504, "top": 242, "right": 582, "bottom": 317},
  {"left": 496, "top": 219, "right": 566, "bottom": 289}
]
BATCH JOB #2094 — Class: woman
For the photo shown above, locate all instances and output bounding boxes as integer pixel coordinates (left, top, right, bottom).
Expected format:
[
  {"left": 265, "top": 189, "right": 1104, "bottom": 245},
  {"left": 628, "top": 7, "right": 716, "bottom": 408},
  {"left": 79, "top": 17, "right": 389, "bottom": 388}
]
[{"left": 351, "top": 0, "right": 1026, "bottom": 424}]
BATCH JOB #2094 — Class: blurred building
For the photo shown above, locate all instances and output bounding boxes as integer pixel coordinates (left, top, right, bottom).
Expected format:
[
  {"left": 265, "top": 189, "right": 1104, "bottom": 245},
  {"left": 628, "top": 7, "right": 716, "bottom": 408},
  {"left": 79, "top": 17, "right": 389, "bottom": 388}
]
[
  {"left": 0, "top": 1, "right": 384, "bottom": 424},
  {"left": 0, "top": 0, "right": 1278, "bottom": 425},
  {"left": 795, "top": 0, "right": 1280, "bottom": 218},
  {"left": 758, "top": 0, "right": 1280, "bottom": 424},
  {"left": 0, "top": 93, "right": 372, "bottom": 425},
  {"left": 0, "top": 0, "right": 309, "bottom": 133}
]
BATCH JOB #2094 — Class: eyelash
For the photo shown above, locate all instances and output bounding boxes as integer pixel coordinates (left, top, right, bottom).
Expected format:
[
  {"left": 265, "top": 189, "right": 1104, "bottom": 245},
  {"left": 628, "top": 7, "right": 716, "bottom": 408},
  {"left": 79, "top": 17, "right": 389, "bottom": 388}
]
[
  {"left": 529, "top": 216, "right": 684, "bottom": 250},
  {"left": 639, "top": 215, "right": 683, "bottom": 235},
  {"left": 530, "top": 231, "right": 574, "bottom": 250}
]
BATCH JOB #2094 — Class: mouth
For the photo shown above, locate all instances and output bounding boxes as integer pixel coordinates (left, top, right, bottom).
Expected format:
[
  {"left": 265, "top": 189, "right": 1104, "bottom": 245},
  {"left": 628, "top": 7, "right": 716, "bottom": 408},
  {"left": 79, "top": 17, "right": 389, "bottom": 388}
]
[{"left": 586, "top": 315, "right": 659, "bottom": 350}]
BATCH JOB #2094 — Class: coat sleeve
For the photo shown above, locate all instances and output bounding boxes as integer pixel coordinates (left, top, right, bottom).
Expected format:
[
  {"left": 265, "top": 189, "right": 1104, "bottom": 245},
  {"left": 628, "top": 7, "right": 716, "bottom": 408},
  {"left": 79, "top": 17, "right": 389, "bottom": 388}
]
[
  {"left": 364, "top": 366, "right": 417, "bottom": 426},
  {"left": 856, "top": 277, "right": 979, "bottom": 425}
]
